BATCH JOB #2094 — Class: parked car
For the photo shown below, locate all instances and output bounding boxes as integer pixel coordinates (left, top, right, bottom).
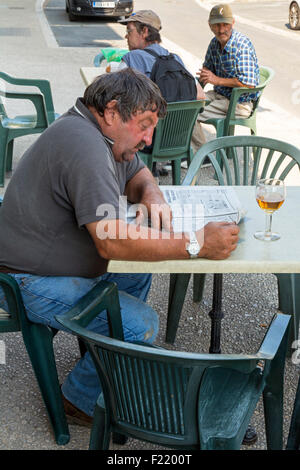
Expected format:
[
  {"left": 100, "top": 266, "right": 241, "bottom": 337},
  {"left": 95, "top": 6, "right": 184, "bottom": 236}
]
[
  {"left": 65, "top": 0, "right": 133, "bottom": 21},
  {"left": 289, "top": 1, "right": 300, "bottom": 30}
]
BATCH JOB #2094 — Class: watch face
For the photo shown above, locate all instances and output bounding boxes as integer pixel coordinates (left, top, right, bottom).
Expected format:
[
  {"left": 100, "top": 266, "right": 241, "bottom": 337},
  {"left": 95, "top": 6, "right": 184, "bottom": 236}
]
[{"left": 189, "top": 244, "right": 199, "bottom": 255}]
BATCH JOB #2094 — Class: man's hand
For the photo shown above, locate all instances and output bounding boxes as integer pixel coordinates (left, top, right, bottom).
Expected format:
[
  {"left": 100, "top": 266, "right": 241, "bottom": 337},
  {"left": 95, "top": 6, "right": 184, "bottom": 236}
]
[
  {"left": 135, "top": 201, "right": 173, "bottom": 232},
  {"left": 198, "top": 68, "right": 219, "bottom": 86},
  {"left": 198, "top": 221, "right": 240, "bottom": 260}
]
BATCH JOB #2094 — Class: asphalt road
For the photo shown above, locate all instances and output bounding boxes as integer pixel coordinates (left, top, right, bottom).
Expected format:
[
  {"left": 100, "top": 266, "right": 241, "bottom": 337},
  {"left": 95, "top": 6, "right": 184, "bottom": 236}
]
[{"left": 43, "top": 0, "right": 300, "bottom": 120}]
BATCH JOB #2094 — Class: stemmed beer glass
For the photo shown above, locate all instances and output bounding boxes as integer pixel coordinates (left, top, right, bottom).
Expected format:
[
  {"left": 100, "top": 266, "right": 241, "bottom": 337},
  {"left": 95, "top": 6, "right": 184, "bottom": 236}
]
[{"left": 254, "top": 178, "right": 286, "bottom": 241}]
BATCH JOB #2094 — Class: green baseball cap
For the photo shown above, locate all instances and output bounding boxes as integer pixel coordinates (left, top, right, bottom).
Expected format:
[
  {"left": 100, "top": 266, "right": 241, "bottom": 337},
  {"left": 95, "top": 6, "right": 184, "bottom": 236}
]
[{"left": 209, "top": 4, "right": 234, "bottom": 25}]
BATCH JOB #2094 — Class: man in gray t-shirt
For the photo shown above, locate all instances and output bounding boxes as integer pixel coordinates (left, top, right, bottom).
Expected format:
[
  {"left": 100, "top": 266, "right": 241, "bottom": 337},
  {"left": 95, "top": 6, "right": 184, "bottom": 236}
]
[{"left": 0, "top": 69, "right": 239, "bottom": 429}]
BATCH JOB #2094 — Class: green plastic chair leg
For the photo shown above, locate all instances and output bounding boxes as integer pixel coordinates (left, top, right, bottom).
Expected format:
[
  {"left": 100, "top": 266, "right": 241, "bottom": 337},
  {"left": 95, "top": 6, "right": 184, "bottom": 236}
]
[
  {"left": 262, "top": 325, "right": 288, "bottom": 450},
  {"left": 0, "top": 130, "right": 8, "bottom": 186},
  {"left": 21, "top": 322, "right": 70, "bottom": 445},
  {"left": 171, "top": 160, "right": 181, "bottom": 185},
  {"left": 263, "top": 388, "right": 283, "bottom": 450},
  {"left": 89, "top": 403, "right": 110, "bottom": 450},
  {"left": 6, "top": 139, "right": 13, "bottom": 172},
  {"left": 286, "top": 376, "right": 300, "bottom": 450},
  {"left": 166, "top": 273, "right": 191, "bottom": 343},
  {"left": 193, "top": 274, "right": 206, "bottom": 303},
  {"left": 276, "top": 273, "right": 300, "bottom": 357}
]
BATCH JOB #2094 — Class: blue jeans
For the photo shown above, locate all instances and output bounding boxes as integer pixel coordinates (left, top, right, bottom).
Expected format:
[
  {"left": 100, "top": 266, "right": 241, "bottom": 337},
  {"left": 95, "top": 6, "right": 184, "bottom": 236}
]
[{"left": 0, "top": 272, "right": 158, "bottom": 416}]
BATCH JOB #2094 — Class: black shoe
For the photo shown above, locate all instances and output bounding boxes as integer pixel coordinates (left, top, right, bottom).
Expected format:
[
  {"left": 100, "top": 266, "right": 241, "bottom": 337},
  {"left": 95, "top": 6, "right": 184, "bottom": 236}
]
[{"left": 242, "top": 425, "right": 258, "bottom": 446}]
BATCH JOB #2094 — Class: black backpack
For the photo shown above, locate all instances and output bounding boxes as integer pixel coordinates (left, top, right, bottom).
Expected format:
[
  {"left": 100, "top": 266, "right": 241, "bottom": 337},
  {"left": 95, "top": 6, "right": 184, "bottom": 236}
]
[{"left": 145, "top": 48, "right": 197, "bottom": 102}]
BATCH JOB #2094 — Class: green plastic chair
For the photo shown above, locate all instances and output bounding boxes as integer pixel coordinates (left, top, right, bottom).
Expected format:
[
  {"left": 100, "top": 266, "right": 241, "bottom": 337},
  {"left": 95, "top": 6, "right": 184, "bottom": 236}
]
[
  {"left": 56, "top": 286, "right": 290, "bottom": 451},
  {"left": 0, "top": 72, "right": 59, "bottom": 186},
  {"left": 138, "top": 100, "right": 206, "bottom": 185},
  {"left": 0, "top": 272, "right": 69, "bottom": 445},
  {"left": 202, "top": 66, "right": 274, "bottom": 139},
  {"left": 93, "top": 48, "right": 128, "bottom": 66},
  {"left": 0, "top": 272, "right": 116, "bottom": 445},
  {"left": 166, "top": 135, "right": 300, "bottom": 356},
  {"left": 286, "top": 373, "right": 300, "bottom": 450}
]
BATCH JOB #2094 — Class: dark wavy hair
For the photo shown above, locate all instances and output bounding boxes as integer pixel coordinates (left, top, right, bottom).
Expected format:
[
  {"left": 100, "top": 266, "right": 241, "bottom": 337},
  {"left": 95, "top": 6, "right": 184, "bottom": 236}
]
[{"left": 83, "top": 68, "right": 167, "bottom": 122}]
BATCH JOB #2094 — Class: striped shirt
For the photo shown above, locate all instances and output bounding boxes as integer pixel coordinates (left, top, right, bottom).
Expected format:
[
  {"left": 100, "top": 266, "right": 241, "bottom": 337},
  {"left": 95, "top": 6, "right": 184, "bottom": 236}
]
[{"left": 203, "top": 30, "right": 260, "bottom": 102}]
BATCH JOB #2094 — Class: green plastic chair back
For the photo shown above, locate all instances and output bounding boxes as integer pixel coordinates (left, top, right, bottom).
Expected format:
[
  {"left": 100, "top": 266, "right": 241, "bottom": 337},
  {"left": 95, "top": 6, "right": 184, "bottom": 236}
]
[
  {"left": 56, "top": 293, "right": 290, "bottom": 450},
  {"left": 166, "top": 136, "right": 300, "bottom": 356},
  {"left": 0, "top": 72, "right": 59, "bottom": 186},
  {"left": 138, "top": 100, "right": 206, "bottom": 185},
  {"left": 203, "top": 66, "right": 274, "bottom": 138},
  {"left": 93, "top": 48, "right": 128, "bottom": 66}
]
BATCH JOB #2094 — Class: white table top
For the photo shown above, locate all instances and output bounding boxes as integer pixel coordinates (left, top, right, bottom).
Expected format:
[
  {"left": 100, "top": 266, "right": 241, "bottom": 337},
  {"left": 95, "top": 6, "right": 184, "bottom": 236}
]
[
  {"left": 108, "top": 186, "right": 300, "bottom": 274},
  {"left": 80, "top": 67, "right": 106, "bottom": 86}
]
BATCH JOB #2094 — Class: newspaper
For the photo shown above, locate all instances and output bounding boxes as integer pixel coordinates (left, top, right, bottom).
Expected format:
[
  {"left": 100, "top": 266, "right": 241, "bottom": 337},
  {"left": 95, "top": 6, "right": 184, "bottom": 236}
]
[
  {"left": 126, "top": 185, "right": 245, "bottom": 233},
  {"left": 159, "top": 185, "right": 245, "bottom": 232}
]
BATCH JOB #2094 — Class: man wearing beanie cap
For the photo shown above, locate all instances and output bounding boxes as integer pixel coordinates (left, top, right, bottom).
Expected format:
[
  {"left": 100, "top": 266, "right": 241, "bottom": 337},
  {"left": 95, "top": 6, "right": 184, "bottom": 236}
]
[
  {"left": 192, "top": 3, "right": 259, "bottom": 151},
  {"left": 118, "top": 10, "right": 205, "bottom": 176}
]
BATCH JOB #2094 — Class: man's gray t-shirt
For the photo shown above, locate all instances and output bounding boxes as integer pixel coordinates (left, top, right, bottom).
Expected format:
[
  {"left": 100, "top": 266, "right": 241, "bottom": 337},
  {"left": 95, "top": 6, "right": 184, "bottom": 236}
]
[{"left": 0, "top": 98, "right": 145, "bottom": 277}]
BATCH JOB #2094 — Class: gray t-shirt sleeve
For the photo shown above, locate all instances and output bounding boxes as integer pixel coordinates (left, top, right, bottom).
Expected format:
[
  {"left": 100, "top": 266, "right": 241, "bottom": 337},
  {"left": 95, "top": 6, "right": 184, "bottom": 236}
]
[{"left": 59, "top": 129, "right": 144, "bottom": 228}]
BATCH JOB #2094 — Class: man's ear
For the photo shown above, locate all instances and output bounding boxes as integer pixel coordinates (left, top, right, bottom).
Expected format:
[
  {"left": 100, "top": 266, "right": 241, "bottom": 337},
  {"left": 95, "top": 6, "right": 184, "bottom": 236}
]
[
  {"left": 141, "top": 25, "right": 149, "bottom": 39},
  {"left": 103, "top": 100, "right": 119, "bottom": 125}
]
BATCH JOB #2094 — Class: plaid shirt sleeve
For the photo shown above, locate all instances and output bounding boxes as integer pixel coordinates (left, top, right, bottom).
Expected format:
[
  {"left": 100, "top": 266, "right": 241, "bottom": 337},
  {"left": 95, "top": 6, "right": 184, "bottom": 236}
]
[{"left": 235, "top": 37, "right": 259, "bottom": 87}]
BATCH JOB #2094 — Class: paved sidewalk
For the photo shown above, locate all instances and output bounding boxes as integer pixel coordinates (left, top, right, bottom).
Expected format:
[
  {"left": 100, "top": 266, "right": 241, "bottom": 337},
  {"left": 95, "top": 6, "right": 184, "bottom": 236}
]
[{"left": 0, "top": 0, "right": 299, "bottom": 451}]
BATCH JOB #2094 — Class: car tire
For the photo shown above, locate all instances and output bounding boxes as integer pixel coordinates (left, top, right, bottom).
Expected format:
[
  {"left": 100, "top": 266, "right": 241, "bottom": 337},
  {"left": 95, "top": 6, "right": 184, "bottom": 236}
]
[
  {"left": 289, "top": 1, "right": 300, "bottom": 30},
  {"left": 68, "top": 10, "right": 77, "bottom": 21}
]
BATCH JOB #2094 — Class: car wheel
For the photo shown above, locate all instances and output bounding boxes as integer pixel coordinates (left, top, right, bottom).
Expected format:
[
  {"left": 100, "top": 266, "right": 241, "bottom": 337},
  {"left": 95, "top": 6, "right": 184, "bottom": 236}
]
[
  {"left": 68, "top": 10, "right": 77, "bottom": 21},
  {"left": 289, "top": 1, "right": 300, "bottom": 30}
]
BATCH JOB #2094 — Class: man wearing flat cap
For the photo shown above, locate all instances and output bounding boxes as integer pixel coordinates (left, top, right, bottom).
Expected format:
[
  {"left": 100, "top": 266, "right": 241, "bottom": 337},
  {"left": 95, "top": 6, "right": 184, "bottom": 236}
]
[{"left": 192, "top": 3, "right": 260, "bottom": 151}]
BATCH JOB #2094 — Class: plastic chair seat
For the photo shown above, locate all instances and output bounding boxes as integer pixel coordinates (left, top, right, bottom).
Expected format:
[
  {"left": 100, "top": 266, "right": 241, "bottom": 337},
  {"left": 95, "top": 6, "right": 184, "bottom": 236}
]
[
  {"left": 2, "top": 115, "right": 38, "bottom": 128},
  {"left": 199, "top": 367, "right": 263, "bottom": 449}
]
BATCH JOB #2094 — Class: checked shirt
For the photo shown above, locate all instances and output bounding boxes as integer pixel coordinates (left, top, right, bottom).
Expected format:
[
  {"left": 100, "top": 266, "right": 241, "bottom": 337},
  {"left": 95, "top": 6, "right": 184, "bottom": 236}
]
[{"left": 203, "top": 30, "right": 260, "bottom": 103}]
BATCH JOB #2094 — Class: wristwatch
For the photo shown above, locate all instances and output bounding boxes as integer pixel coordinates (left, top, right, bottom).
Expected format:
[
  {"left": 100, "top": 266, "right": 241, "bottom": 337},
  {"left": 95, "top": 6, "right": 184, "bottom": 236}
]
[{"left": 186, "top": 232, "right": 200, "bottom": 258}]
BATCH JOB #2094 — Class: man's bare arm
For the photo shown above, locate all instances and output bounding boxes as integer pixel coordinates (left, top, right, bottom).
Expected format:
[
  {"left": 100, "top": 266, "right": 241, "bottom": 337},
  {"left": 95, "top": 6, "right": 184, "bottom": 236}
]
[{"left": 86, "top": 220, "right": 239, "bottom": 262}]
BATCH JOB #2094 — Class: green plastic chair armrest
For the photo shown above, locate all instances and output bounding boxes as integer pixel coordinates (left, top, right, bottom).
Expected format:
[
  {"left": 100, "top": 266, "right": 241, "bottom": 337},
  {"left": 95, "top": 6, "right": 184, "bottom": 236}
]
[
  {"left": 55, "top": 280, "right": 124, "bottom": 341},
  {"left": 0, "top": 72, "right": 55, "bottom": 118},
  {"left": 0, "top": 89, "right": 48, "bottom": 127}
]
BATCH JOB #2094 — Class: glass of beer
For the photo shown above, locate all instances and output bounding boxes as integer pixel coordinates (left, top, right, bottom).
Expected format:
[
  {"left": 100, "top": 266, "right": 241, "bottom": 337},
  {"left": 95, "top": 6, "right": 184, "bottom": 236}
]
[{"left": 254, "top": 178, "right": 286, "bottom": 241}]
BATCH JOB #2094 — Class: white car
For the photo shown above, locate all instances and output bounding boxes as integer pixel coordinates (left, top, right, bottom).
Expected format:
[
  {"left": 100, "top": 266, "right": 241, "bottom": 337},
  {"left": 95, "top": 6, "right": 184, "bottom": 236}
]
[{"left": 289, "top": 1, "right": 300, "bottom": 30}]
